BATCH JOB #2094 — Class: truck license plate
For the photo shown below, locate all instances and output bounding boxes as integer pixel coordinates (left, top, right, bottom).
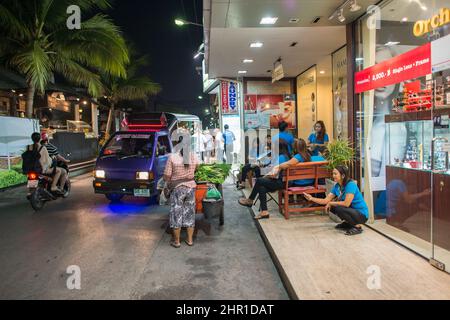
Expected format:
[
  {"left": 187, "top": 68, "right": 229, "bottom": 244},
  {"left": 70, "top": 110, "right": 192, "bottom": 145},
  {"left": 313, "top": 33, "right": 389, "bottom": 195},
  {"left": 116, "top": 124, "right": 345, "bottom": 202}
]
[{"left": 134, "top": 189, "right": 150, "bottom": 197}]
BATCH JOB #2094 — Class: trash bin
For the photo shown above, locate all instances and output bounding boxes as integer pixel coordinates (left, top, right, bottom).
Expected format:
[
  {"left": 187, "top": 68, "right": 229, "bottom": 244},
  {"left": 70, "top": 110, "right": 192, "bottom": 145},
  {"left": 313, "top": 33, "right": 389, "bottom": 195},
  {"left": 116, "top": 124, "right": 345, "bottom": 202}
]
[{"left": 202, "top": 198, "right": 224, "bottom": 220}]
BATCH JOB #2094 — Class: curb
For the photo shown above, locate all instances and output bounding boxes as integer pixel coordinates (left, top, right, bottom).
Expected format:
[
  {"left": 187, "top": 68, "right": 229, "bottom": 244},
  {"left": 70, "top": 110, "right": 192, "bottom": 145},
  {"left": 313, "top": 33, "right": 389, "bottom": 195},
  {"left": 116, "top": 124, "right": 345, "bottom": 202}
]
[{"left": 241, "top": 190, "right": 298, "bottom": 300}]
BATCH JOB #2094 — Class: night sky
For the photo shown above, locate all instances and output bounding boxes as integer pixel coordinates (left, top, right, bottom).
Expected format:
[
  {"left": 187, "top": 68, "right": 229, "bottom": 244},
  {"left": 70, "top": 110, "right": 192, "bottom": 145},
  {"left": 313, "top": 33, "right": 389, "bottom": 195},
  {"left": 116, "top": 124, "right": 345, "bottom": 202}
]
[{"left": 108, "top": 0, "right": 205, "bottom": 116}]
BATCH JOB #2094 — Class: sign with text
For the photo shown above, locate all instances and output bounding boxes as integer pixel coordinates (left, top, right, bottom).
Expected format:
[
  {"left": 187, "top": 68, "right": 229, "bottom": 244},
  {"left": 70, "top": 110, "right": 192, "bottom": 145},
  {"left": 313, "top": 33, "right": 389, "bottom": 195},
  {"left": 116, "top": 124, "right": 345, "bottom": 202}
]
[
  {"left": 355, "top": 43, "right": 432, "bottom": 93},
  {"left": 272, "top": 63, "right": 284, "bottom": 83},
  {"left": 221, "top": 81, "right": 238, "bottom": 114}
]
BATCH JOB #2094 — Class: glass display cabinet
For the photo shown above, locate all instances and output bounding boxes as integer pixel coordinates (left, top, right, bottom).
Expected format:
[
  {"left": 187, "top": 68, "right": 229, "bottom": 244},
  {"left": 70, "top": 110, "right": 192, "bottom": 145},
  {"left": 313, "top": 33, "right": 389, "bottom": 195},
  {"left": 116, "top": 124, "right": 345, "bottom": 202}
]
[{"left": 386, "top": 116, "right": 433, "bottom": 171}]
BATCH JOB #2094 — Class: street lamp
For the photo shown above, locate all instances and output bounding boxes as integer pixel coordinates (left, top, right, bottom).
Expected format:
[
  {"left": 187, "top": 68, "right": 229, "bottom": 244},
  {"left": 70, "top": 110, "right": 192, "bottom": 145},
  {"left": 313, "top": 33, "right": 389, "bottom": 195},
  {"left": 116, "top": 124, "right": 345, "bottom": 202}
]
[
  {"left": 174, "top": 18, "right": 203, "bottom": 27},
  {"left": 198, "top": 96, "right": 203, "bottom": 100}
]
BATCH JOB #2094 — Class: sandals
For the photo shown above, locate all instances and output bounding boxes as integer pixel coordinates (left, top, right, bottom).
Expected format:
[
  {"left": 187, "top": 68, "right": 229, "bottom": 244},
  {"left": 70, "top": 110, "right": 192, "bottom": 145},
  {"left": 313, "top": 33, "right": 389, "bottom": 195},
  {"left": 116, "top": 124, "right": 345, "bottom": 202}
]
[
  {"left": 335, "top": 222, "right": 352, "bottom": 230},
  {"left": 254, "top": 214, "right": 270, "bottom": 220},
  {"left": 185, "top": 240, "right": 194, "bottom": 247},
  {"left": 345, "top": 227, "right": 363, "bottom": 236},
  {"left": 238, "top": 198, "right": 253, "bottom": 207},
  {"left": 170, "top": 241, "right": 181, "bottom": 248},
  {"left": 237, "top": 184, "right": 245, "bottom": 190}
]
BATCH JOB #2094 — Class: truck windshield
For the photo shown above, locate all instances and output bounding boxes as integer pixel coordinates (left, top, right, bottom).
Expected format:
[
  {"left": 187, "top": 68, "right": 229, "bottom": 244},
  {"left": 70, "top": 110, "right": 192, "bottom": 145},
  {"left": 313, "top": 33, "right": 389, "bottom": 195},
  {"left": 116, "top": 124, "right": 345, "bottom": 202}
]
[{"left": 102, "top": 133, "right": 154, "bottom": 157}]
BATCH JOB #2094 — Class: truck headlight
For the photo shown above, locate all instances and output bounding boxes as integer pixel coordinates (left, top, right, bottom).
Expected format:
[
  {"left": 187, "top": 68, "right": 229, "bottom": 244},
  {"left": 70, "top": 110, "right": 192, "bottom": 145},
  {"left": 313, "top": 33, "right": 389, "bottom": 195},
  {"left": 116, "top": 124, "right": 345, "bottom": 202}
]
[
  {"left": 136, "top": 171, "right": 151, "bottom": 180},
  {"left": 95, "top": 170, "right": 105, "bottom": 179}
]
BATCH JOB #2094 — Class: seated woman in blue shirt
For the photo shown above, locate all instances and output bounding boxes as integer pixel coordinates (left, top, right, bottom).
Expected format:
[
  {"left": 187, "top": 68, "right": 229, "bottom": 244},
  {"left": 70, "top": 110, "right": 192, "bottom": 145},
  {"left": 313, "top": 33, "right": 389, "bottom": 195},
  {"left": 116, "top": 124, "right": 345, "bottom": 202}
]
[
  {"left": 272, "top": 121, "right": 294, "bottom": 153},
  {"left": 308, "top": 121, "right": 329, "bottom": 156},
  {"left": 271, "top": 138, "right": 324, "bottom": 187},
  {"left": 303, "top": 165, "right": 369, "bottom": 236},
  {"left": 238, "top": 139, "right": 291, "bottom": 220}
]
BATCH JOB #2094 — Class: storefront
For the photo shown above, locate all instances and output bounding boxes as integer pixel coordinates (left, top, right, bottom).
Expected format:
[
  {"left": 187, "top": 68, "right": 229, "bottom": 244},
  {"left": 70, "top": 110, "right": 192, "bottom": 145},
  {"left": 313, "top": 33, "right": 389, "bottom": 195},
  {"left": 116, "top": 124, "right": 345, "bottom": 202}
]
[{"left": 352, "top": 0, "right": 450, "bottom": 272}]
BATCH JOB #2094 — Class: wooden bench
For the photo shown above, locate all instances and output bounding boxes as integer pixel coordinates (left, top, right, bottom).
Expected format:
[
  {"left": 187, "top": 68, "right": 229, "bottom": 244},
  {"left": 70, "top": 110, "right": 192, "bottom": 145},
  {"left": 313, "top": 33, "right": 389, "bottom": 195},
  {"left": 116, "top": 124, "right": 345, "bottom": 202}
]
[{"left": 278, "top": 161, "right": 330, "bottom": 219}]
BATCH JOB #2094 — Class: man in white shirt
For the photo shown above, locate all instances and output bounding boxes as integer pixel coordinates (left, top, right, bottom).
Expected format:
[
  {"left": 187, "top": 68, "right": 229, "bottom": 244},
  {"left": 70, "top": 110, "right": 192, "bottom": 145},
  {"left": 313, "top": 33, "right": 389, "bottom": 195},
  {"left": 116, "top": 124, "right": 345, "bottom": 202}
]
[
  {"left": 203, "top": 130, "right": 214, "bottom": 164},
  {"left": 214, "top": 128, "right": 224, "bottom": 163},
  {"left": 30, "top": 132, "right": 63, "bottom": 193}
]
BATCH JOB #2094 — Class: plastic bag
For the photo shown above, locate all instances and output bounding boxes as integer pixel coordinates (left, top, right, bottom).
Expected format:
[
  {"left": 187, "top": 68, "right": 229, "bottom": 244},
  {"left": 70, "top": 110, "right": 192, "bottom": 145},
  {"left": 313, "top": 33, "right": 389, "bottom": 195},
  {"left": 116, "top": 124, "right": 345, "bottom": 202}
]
[{"left": 206, "top": 185, "right": 222, "bottom": 200}]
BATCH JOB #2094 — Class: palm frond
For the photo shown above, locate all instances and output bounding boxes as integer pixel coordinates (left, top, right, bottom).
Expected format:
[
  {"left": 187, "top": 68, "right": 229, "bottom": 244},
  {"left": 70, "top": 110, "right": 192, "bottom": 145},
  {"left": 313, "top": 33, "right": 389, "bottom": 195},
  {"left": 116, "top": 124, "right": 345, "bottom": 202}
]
[
  {"left": 0, "top": 3, "right": 31, "bottom": 39},
  {"left": 114, "top": 77, "right": 161, "bottom": 101},
  {"left": 53, "top": 14, "right": 129, "bottom": 78},
  {"left": 53, "top": 55, "right": 104, "bottom": 97},
  {"left": 10, "top": 41, "right": 52, "bottom": 93}
]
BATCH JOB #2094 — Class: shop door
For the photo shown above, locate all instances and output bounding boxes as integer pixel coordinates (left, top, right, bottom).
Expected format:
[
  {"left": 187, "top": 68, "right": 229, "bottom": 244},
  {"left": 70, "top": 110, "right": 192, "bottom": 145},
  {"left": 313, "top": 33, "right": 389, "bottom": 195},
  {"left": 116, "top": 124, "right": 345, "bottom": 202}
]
[{"left": 431, "top": 66, "right": 450, "bottom": 273}]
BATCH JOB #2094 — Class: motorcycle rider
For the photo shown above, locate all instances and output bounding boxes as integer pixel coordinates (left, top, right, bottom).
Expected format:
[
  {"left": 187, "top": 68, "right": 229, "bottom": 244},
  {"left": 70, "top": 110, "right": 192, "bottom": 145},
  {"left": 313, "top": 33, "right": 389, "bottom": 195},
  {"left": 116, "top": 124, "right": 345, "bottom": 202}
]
[
  {"left": 28, "top": 132, "right": 63, "bottom": 193},
  {"left": 40, "top": 132, "right": 70, "bottom": 191}
]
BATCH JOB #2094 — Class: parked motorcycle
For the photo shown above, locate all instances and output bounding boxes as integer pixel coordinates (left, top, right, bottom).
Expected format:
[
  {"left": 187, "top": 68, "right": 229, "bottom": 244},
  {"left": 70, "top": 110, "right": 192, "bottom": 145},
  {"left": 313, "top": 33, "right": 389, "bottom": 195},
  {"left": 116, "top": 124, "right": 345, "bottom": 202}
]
[{"left": 26, "top": 163, "right": 71, "bottom": 211}]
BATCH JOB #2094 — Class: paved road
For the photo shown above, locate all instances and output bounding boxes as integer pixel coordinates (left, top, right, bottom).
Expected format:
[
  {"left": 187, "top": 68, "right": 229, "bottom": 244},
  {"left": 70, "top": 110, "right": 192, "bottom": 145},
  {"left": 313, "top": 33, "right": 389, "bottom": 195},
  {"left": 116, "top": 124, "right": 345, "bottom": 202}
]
[{"left": 0, "top": 174, "right": 288, "bottom": 299}]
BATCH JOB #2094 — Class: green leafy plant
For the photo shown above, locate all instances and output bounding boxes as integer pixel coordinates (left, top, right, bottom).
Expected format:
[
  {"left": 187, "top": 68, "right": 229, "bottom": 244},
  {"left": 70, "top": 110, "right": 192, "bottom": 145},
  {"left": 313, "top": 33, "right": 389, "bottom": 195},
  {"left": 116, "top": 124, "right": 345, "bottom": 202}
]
[
  {"left": 0, "top": 170, "right": 27, "bottom": 189},
  {"left": 324, "top": 139, "right": 354, "bottom": 170},
  {"left": 195, "top": 164, "right": 231, "bottom": 184}
]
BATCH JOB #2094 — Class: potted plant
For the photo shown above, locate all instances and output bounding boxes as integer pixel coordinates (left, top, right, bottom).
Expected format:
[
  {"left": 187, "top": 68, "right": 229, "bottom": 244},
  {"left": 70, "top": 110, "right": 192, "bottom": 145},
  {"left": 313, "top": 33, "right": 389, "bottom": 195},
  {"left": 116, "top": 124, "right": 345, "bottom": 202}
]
[{"left": 323, "top": 139, "right": 355, "bottom": 193}]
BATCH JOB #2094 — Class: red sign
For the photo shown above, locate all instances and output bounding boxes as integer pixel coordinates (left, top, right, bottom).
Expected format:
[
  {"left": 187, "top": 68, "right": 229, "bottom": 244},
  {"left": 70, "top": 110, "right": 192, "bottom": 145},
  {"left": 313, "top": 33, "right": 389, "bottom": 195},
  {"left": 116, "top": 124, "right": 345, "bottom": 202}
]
[
  {"left": 221, "top": 81, "right": 229, "bottom": 111},
  {"left": 355, "top": 43, "right": 432, "bottom": 93}
]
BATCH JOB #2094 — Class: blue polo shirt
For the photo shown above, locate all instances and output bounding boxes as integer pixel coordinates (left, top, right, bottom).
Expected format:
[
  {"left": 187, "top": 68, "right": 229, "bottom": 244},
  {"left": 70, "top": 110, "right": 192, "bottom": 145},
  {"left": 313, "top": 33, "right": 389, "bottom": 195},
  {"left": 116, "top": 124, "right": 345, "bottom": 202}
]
[
  {"left": 223, "top": 130, "right": 235, "bottom": 145},
  {"left": 292, "top": 154, "right": 324, "bottom": 186},
  {"left": 308, "top": 133, "right": 329, "bottom": 156},
  {"left": 273, "top": 131, "right": 294, "bottom": 153},
  {"left": 331, "top": 180, "right": 369, "bottom": 218}
]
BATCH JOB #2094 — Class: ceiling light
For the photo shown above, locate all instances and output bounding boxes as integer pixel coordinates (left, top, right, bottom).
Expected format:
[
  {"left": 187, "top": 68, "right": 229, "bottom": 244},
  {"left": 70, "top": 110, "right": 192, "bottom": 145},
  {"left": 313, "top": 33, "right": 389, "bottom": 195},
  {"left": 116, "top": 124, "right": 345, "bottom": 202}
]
[
  {"left": 385, "top": 41, "right": 400, "bottom": 46},
  {"left": 402, "top": 17, "right": 408, "bottom": 22},
  {"left": 349, "top": 0, "right": 362, "bottom": 12},
  {"left": 355, "top": 57, "right": 364, "bottom": 62},
  {"left": 421, "top": 5, "right": 427, "bottom": 11},
  {"left": 243, "top": 59, "right": 254, "bottom": 63},
  {"left": 319, "top": 70, "right": 325, "bottom": 74},
  {"left": 250, "top": 42, "right": 263, "bottom": 48},
  {"left": 238, "top": 71, "right": 247, "bottom": 74},
  {"left": 260, "top": 17, "right": 278, "bottom": 25},
  {"left": 289, "top": 18, "right": 300, "bottom": 23},
  {"left": 338, "top": 9, "right": 346, "bottom": 23}
]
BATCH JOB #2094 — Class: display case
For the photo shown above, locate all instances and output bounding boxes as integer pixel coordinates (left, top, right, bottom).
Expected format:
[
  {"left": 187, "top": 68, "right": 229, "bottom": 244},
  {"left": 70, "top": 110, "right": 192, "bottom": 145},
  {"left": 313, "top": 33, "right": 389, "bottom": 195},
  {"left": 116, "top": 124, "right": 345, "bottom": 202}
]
[
  {"left": 386, "top": 116, "right": 433, "bottom": 171},
  {"left": 66, "top": 120, "right": 96, "bottom": 138}
]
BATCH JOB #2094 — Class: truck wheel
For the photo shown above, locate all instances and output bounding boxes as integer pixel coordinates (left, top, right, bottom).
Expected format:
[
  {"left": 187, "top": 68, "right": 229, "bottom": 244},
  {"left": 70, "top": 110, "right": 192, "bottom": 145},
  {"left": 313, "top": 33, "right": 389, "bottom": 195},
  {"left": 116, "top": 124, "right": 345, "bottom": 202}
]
[{"left": 105, "top": 193, "right": 124, "bottom": 202}]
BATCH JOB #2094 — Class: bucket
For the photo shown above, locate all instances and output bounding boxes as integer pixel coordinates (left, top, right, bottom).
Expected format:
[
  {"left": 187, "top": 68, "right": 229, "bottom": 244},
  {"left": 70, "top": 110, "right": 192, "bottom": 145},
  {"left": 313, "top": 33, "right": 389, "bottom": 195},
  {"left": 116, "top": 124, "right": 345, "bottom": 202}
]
[
  {"left": 202, "top": 198, "right": 224, "bottom": 220},
  {"left": 195, "top": 183, "right": 209, "bottom": 213}
]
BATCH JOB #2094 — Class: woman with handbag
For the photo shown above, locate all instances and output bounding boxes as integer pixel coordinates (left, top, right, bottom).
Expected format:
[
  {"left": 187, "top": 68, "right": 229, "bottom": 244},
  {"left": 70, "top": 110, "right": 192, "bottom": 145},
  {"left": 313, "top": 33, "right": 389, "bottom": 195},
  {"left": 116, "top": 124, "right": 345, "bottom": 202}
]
[{"left": 163, "top": 136, "right": 200, "bottom": 248}]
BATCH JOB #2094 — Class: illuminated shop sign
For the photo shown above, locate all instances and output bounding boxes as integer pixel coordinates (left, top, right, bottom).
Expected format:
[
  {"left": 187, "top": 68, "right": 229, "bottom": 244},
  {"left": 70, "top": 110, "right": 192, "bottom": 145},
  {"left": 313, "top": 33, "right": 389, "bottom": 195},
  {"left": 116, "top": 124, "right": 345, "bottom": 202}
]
[{"left": 413, "top": 7, "right": 450, "bottom": 37}]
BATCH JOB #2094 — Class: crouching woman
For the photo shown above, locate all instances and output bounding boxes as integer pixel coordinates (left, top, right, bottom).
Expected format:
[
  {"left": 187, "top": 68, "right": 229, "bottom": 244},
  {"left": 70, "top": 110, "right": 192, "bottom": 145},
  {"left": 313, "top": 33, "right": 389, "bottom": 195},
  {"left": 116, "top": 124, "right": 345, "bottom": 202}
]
[{"left": 303, "top": 165, "right": 368, "bottom": 236}]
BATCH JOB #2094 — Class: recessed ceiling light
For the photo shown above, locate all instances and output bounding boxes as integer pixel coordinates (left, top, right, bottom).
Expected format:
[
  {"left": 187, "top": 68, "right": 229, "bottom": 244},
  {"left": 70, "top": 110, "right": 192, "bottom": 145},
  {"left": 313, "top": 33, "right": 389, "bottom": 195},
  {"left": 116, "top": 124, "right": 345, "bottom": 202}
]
[
  {"left": 349, "top": 0, "right": 362, "bottom": 12},
  {"left": 319, "top": 70, "right": 325, "bottom": 74},
  {"left": 260, "top": 17, "right": 278, "bottom": 25},
  {"left": 243, "top": 59, "right": 254, "bottom": 63},
  {"left": 338, "top": 9, "right": 346, "bottom": 23},
  {"left": 238, "top": 70, "right": 247, "bottom": 74},
  {"left": 289, "top": 18, "right": 300, "bottom": 23},
  {"left": 385, "top": 41, "right": 400, "bottom": 46},
  {"left": 402, "top": 17, "right": 408, "bottom": 22},
  {"left": 250, "top": 42, "right": 263, "bottom": 48},
  {"left": 290, "top": 42, "right": 298, "bottom": 47}
]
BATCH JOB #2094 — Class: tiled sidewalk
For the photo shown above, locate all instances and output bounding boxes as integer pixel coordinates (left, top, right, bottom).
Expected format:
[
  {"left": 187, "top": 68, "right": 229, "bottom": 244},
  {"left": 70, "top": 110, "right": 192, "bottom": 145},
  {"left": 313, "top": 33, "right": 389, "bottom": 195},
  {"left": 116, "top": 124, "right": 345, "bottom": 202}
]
[{"left": 241, "top": 187, "right": 450, "bottom": 300}]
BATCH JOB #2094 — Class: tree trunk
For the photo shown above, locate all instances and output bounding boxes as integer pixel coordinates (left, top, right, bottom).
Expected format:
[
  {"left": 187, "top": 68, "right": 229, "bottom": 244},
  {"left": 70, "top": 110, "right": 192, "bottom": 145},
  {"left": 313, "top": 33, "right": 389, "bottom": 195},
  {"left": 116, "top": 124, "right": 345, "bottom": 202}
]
[
  {"left": 105, "top": 103, "right": 115, "bottom": 141},
  {"left": 26, "top": 84, "right": 35, "bottom": 118}
]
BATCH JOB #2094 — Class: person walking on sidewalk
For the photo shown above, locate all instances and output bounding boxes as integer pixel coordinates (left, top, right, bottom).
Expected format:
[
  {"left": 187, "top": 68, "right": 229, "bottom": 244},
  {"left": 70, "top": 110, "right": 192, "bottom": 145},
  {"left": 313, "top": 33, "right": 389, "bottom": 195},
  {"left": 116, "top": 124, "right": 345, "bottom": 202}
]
[
  {"left": 223, "top": 124, "right": 235, "bottom": 164},
  {"left": 164, "top": 136, "right": 200, "bottom": 248},
  {"left": 303, "top": 165, "right": 368, "bottom": 236}
]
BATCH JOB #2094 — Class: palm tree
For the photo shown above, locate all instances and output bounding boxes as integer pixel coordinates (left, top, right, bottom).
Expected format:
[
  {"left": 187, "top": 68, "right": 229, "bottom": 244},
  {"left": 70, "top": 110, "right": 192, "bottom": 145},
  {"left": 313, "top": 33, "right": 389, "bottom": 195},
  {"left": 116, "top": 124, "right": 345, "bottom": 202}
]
[
  {"left": 0, "top": 0, "right": 129, "bottom": 118},
  {"left": 102, "top": 55, "right": 161, "bottom": 139}
]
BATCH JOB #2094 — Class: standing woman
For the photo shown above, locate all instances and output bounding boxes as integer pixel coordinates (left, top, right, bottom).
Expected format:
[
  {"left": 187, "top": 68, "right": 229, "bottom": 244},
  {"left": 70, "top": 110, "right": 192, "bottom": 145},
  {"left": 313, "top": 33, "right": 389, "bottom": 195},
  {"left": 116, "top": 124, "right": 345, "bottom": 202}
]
[
  {"left": 303, "top": 165, "right": 369, "bottom": 236},
  {"left": 164, "top": 137, "right": 200, "bottom": 248},
  {"left": 308, "top": 120, "right": 329, "bottom": 156}
]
